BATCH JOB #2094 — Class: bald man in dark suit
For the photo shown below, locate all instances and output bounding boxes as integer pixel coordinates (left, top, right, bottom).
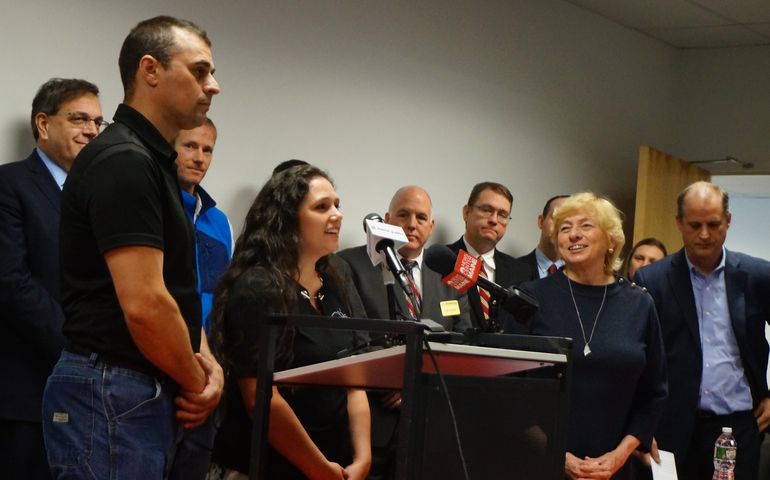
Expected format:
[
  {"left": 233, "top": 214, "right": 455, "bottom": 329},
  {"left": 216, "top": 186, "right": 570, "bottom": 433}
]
[{"left": 337, "top": 185, "right": 470, "bottom": 480}]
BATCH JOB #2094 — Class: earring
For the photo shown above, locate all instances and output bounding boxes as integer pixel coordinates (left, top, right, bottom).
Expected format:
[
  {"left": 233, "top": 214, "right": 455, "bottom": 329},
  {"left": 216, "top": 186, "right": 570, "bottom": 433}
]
[{"left": 608, "top": 248, "right": 614, "bottom": 254}]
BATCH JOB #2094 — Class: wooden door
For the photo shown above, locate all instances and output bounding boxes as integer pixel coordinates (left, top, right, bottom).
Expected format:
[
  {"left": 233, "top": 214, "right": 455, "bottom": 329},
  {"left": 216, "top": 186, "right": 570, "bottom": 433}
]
[{"left": 633, "top": 146, "right": 710, "bottom": 252}]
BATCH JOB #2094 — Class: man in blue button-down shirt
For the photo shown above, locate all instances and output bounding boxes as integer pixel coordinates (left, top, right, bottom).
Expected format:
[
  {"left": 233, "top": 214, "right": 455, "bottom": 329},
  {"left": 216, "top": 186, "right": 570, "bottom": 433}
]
[{"left": 636, "top": 181, "right": 770, "bottom": 480}]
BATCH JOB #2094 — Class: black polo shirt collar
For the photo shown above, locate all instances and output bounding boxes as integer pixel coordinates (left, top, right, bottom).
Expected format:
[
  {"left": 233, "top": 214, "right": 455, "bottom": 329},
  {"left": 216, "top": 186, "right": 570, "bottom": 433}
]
[{"left": 112, "top": 103, "right": 178, "bottom": 168}]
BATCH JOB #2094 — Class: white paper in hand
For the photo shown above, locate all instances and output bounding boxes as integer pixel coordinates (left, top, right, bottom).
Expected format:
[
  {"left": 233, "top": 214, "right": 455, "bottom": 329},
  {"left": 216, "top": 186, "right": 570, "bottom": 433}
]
[{"left": 651, "top": 450, "right": 678, "bottom": 480}]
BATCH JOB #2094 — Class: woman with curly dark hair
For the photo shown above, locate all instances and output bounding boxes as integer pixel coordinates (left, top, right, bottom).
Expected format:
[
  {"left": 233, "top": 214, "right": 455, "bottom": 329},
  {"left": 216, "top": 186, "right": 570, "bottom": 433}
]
[{"left": 209, "top": 164, "right": 370, "bottom": 480}]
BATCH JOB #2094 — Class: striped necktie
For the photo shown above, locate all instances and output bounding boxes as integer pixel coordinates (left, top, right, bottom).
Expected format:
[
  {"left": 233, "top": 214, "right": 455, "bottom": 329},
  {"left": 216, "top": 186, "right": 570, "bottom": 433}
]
[
  {"left": 401, "top": 259, "right": 422, "bottom": 319},
  {"left": 478, "top": 258, "right": 491, "bottom": 325}
]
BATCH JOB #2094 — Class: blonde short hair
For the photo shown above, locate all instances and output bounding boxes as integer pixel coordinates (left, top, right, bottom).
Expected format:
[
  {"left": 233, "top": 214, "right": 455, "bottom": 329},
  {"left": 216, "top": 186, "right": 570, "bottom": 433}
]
[{"left": 551, "top": 192, "right": 626, "bottom": 276}]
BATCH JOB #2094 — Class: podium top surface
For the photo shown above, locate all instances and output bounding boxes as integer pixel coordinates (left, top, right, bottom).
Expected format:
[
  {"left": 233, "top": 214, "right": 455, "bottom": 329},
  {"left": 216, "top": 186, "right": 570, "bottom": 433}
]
[{"left": 273, "top": 341, "right": 567, "bottom": 390}]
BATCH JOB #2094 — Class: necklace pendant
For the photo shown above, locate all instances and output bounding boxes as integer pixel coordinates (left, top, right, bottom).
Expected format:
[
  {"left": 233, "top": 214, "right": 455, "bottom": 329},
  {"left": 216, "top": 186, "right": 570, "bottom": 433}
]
[{"left": 583, "top": 344, "right": 591, "bottom": 356}]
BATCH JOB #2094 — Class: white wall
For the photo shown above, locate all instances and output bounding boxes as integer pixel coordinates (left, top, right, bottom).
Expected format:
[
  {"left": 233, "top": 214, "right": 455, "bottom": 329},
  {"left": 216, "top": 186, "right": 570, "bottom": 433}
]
[
  {"left": 722, "top": 198, "right": 770, "bottom": 261},
  {"left": 0, "top": 0, "right": 679, "bottom": 253},
  {"left": 673, "top": 46, "right": 770, "bottom": 172},
  {"left": 712, "top": 175, "right": 770, "bottom": 389}
]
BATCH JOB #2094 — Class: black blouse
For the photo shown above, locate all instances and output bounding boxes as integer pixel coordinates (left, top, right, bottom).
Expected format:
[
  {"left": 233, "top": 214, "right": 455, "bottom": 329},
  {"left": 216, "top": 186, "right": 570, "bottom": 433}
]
[{"left": 213, "top": 269, "right": 359, "bottom": 478}]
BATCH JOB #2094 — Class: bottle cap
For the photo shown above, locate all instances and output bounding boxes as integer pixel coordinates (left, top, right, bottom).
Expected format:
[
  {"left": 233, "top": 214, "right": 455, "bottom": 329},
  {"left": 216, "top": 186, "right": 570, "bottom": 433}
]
[{"left": 722, "top": 426, "right": 732, "bottom": 433}]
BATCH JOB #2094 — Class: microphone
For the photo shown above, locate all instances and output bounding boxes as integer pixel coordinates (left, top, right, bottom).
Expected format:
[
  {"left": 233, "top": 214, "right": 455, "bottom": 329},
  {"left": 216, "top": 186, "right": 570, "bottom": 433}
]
[
  {"left": 362, "top": 213, "right": 407, "bottom": 267},
  {"left": 362, "top": 213, "right": 419, "bottom": 317},
  {"left": 362, "top": 212, "right": 383, "bottom": 231},
  {"left": 362, "top": 213, "right": 395, "bottom": 286},
  {"left": 423, "top": 244, "right": 539, "bottom": 321}
]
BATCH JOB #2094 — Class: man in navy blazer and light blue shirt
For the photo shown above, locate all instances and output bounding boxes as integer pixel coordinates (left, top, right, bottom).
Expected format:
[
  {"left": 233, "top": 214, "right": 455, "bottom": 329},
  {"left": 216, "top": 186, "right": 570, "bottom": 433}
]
[
  {"left": 0, "top": 78, "right": 104, "bottom": 479},
  {"left": 517, "top": 194, "right": 568, "bottom": 280},
  {"left": 635, "top": 181, "right": 770, "bottom": 480}
]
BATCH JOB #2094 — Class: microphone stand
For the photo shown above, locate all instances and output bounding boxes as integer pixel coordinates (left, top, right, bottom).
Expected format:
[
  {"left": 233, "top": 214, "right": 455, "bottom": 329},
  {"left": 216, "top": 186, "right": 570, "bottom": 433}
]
[{"left": 386, "top": 283, "right": 397, "bottom": 321}]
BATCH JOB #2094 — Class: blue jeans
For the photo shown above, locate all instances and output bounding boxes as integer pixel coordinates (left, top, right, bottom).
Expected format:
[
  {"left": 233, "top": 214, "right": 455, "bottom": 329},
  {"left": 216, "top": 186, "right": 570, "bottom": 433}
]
[
  {"left": 168, "top": 409, "right": 219, "bottom": 480},
  {"left": 42, "top": 351, "right": 180, "bottom": 479}
]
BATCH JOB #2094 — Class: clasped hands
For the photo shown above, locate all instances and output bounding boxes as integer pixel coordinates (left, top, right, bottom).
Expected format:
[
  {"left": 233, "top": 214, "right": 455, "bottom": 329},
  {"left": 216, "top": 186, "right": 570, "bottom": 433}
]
[
  {"left": 175, "top": 352, "right": 225, "bottom": 428},
  {"left": 565, "top": 450, "right": 628, "bottom": 480}
]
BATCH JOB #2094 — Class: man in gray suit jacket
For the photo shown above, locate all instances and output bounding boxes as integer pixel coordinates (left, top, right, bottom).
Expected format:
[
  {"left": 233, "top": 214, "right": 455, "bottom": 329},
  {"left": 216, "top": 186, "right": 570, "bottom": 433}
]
[
  {"left": 0, "top": 78, "right": 103, "bottom": 480},
  {"left": 338, "top": 185, "right": 471, "bottom": 330},
  {"left": 337, "top": 185, "right": 471, "bottom": 480}
]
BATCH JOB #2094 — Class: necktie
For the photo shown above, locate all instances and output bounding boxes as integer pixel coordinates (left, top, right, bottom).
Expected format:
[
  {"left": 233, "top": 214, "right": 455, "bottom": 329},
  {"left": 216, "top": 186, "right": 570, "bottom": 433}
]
[
  {"left": 401, "top": 259, "right": 423, "bottom": 319},
  {"left": 547, "top": 263, "right": 558, "bottom": 276},
  {"left": 478, "top": 258, "right": 491, "bottom": 325}
]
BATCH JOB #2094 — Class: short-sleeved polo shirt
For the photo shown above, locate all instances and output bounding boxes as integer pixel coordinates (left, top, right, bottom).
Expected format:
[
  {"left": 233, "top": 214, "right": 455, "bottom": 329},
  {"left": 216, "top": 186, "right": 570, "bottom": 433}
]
[{"left": 60, "top": 104, "right": 201, "bottom": 373}]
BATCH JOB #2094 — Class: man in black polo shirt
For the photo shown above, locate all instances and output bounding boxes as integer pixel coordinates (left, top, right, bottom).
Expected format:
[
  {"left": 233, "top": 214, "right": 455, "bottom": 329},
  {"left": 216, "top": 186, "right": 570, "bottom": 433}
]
[{"left": 42, "top": 16, "right": 223, "bottom": 480}]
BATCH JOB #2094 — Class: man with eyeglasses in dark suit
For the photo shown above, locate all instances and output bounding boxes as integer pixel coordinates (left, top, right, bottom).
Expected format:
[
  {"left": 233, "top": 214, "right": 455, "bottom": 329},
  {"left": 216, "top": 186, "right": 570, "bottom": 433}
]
[
  {"left": 447, "top": 182, "right": 533, "bottom": 333},
  {"left": 0, "top": 78, "right": 104, "bottom": 480}
]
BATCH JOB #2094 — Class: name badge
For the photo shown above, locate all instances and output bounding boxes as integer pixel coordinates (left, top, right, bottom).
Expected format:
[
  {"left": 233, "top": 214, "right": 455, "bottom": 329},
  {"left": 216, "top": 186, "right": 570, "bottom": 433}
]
[{"left": 440, "top": 300, "right": 461, "bottom": 317}]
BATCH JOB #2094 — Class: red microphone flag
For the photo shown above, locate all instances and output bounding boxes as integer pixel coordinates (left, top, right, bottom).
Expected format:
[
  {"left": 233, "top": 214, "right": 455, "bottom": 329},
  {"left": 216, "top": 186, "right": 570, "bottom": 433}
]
[{"left": 441, "top": 249, "right": 481, "bottom": 293}]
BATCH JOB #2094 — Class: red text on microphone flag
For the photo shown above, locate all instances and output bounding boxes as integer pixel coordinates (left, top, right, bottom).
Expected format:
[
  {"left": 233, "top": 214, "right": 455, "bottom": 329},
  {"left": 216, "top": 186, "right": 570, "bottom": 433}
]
[{"left": 441, "top": 249, "right": 481, "bottom": 293}]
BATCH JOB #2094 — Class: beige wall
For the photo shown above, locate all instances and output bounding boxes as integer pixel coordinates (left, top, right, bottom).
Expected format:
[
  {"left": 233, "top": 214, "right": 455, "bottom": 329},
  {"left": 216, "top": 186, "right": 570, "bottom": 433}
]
[{"left": 0, "top": 0, "right": 699, "bottom": 254}]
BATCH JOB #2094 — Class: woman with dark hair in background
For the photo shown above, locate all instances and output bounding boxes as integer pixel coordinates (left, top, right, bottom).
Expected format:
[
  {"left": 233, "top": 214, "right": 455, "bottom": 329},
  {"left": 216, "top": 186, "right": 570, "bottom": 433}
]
[
  {"left": 509, "top": 192, "right": 667, "bottom": 479},
  {"left": 622, "top": 237, "right": 668, "bottom": 282},
  {"left": 209, "top": 165, "right": 370, "bottom": 480}
]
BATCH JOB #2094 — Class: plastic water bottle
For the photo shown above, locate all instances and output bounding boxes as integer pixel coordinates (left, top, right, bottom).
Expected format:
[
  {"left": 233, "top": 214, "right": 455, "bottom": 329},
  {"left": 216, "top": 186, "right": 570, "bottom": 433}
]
[{"left": 712, "top": 426, "right": 737, "bottom": 480}]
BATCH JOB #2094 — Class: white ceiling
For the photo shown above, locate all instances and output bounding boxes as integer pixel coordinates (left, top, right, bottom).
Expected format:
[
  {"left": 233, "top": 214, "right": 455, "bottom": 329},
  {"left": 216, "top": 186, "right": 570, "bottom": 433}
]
[
  {"left": 564, "top": 0, "right": 770, "bottom": 48},
  {"left": 563, "top": 0, "right": 770, "bottom": 183}
]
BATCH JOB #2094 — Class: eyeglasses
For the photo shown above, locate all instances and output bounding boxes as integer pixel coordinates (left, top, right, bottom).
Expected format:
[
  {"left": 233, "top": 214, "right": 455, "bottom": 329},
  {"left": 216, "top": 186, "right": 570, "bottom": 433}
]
[
  {"left": 471, "top": 204, "right": 511, "bottom": 224},
  {"left": 54, "top": 111, "right": 110, "bottom": 132}
]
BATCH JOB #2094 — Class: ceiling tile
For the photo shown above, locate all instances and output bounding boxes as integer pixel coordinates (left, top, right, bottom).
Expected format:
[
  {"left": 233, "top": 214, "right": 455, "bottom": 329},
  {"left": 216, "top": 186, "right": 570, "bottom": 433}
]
[
  {"left": 691, "top": 0, "right": 770, "bottom": 23},
  {"left": 745, "top": 22, "right": 770, "bottom": 38},
  {"left": 645, "top": 24, "right": 770, "bottom": 48},
  {"left": 565, "top": 0, "right": 727, "bottom": 29}
]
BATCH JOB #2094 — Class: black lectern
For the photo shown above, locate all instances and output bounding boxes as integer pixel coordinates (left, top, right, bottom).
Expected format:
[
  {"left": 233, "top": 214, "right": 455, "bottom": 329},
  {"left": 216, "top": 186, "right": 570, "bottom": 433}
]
[{"left": 250, "top": 315, "right": 572, "bottom": 479}]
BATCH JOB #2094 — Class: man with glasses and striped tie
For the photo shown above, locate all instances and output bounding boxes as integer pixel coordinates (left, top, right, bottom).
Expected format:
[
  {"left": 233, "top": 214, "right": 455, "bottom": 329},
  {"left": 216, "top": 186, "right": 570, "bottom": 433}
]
[{"left": 448, "top": 182, "right": 533, "bottom": 333}]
